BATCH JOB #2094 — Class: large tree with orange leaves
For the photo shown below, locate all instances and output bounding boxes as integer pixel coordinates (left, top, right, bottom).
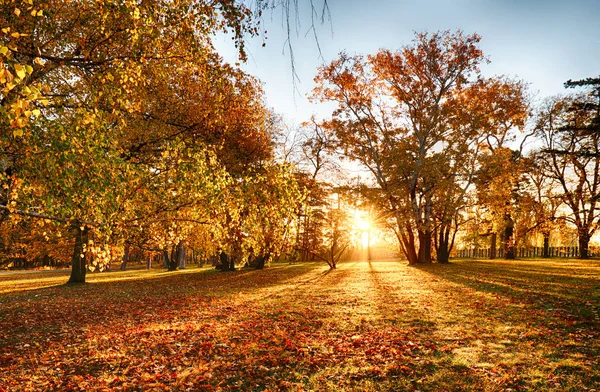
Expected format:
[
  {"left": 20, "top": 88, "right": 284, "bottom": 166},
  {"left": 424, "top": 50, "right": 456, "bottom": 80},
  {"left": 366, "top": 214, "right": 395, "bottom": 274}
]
[{"left": 312, "top": 31, "right": 527, "bottom": 264}]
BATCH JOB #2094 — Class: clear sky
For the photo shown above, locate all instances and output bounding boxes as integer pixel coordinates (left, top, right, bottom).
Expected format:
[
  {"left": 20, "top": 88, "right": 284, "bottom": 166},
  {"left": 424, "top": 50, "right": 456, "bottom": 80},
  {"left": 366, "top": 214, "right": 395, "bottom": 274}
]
[{"left": 215, "top": 0, "right": 600, "bottom": 125}]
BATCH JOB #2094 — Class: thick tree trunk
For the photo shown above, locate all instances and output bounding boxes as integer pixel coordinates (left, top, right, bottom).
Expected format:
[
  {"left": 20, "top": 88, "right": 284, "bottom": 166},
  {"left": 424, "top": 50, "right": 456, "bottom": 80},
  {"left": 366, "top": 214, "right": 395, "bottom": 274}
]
[
  {"left": 168, "top": 245, "right": 178, "bottom": 271},
  {"left": 253, "top": 254, "right": 267, "bottom": 270},
  {"left": 578, "top": 231, "right": 590, "bottom": 259},
  {"left": 504, "top": 215, "right": 515, "bottom": 259},
  {"left": 490, "top": 233, "right": 497, "bottom": 259},
  {"left": 436, "top": 225, "right": 450, "bottom": 264},
  {"left": 120, "top": 243, "right": 130, "bottom": 271},
  {"left": 177, "top": 241, "right": 186, "bottom": 269},
  {"left": 67, "top": 226, "right": 89, "bottom": 284},
  {"left": 400, "top": 224, "right": 419, "bottom": 265},
  {"left": 163, "top": 250, "right": 169, "bottom": 268},
  {"left": 218, "top": 250, "right": 229, "bottom": 271},
  {"left": 542, "top": 233, "right": 550, "bottom": 258},
  {"left": 417, "top": 229, "right": 432, "bottom": 263},
  {"left": 163, "top": 249, "right": 177, "bottom": 271}
]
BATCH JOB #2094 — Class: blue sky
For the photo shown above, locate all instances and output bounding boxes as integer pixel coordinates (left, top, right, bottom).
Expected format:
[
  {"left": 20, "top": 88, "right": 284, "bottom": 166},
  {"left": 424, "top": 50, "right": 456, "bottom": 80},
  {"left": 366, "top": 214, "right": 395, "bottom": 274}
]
[{"left": 215, "top": 0, "right": 600, "bottom": 124}]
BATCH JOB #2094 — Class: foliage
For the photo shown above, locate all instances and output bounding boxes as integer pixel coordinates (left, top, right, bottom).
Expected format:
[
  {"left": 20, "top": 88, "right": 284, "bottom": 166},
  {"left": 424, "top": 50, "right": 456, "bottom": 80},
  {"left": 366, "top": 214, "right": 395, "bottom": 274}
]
[
  {"left": 534, "top": 85, "right": 600, "bottom": 258},
  {"left": 312, "top": 30, "right": 527, "bottom": 264},
  {"left": 0, "top": 0, "right": 303, "bottom": 281}
]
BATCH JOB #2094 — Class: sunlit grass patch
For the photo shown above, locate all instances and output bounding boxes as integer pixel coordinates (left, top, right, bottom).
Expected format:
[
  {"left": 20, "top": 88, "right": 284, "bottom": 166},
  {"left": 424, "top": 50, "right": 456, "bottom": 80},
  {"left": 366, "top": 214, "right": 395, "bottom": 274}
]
[{"left": 1, "top": 258, "right": 599, "bottom": 390}]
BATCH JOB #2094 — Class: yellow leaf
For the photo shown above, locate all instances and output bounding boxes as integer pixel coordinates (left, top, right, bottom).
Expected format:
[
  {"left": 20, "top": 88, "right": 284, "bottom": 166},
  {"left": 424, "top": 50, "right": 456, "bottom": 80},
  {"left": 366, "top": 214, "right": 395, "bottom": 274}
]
[
  {"left": 34, "top": 57, "right": 43, "bottom": 66},
  {"left": 0, "top": 46, "right": 8, "bottom": 56},
  {"left": 2, "top": 28, "right": 10, "bottom": 34},
  {"left": 14, "top": 8, "right": 21, "bottom": 16},
  {"left": 13, "top": 129, "right": 23, "bottom": 137},
  {"left": 14, "top": 64, "right": 25, "bottom": 79},
  {"left": 37, "top": 9, "right": 43, "bottom": 16},
  {"left": 32, "top": 109, "right": 40, "bottom": 117},
  {"left": 11, "top": 32, "right": 20, "bottom": 39},
  {"left": 25, "top": 65, "right": 33, "bottom": 74}
]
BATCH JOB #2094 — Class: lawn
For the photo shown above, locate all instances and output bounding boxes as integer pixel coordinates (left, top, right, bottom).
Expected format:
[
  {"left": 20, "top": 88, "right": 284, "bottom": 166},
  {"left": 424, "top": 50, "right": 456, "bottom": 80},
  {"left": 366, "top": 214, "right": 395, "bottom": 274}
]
[{"left": 1, "top": 259, "right": 599, "bottom": 391}]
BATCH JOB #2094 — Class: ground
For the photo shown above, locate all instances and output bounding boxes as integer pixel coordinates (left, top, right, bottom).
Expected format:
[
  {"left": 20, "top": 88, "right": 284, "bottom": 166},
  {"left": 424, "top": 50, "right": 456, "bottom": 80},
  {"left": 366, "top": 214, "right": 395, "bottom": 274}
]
[{"left": 1, "top": 258, "right": 599, "bottom": 391}]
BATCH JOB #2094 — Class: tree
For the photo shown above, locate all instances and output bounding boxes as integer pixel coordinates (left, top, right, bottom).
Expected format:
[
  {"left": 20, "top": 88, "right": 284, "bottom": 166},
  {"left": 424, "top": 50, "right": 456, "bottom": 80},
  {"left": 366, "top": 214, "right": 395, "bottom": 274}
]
[
  {"left": 534, "top": 86, "right": 600, "bottom": 259},
  {"left": 0, "top": 0, "right": 270, "bottom": 282},
  {"left": 312, "top": 30, "right": 527, "bottom": 264}
]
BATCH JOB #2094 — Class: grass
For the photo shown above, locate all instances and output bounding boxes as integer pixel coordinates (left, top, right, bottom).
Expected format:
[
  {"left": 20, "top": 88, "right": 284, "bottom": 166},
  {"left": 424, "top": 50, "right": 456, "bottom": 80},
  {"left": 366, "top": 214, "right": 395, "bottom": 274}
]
[{"left": 1, "top": 258, "right": 599, "bottom": 391}]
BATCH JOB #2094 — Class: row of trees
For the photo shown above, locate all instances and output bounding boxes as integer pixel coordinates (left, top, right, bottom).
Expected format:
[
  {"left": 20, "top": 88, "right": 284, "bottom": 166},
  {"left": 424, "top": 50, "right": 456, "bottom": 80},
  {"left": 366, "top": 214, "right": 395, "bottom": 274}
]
[
  {"left": 311, "top": 30, "right": 600, "bottom": 263},
  {"left": 0, "top": 0, "right": 316, "bottom": 282},
  {"left": 1, "top": 3, "right": 597, "bottom": 279}
]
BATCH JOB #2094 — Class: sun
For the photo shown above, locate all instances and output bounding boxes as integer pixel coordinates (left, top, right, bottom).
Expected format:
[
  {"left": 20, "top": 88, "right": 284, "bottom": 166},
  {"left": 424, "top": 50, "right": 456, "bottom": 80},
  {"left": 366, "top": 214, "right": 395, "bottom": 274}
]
[
  {"left": 354, "top": 214, "right": 371, "bottom": 232},
  {"left": 353, "top": 210, "right": 373, "bottom": 249}
]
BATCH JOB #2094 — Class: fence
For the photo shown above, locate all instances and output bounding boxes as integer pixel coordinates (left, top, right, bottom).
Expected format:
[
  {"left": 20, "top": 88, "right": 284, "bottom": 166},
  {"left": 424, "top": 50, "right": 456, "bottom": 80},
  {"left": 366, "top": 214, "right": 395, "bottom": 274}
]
[{"left": 454, "top": 246, "right": 599, "bottom": 259}]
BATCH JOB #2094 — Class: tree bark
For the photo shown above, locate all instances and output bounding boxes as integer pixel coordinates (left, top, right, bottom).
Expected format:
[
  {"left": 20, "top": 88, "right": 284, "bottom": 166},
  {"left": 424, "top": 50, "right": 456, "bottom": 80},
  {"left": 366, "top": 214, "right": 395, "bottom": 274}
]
[
  {"left": 436, "top": 224, "right": 450, "bottom": 264},
  {"left": 177, "top": 241, "right": 186, "bottom": 269},
  {"left": 253, "top": 254, "right": 267, "bottom": 269},
  {"left": 504, "top": 215, "right": 515, "bottom": 259},
  {"left": 542, "top": 233, "right": 550, "bottom": 258},
  {"left": 67, "top": 226, "right": 89, "bottom": 284},
  {"left": 163, "top": 249, "right": 177, "bottom": 271},
  {"left": 168, "top": 245, "right": 178, "bottom": 271},
  {"left": 578, "top": 231, "right": 590, "bottom": 259},
  {"left": 490, "top": 233, "right": 497, "bottom": 259},
  {"left": 163, "top": 250, "right": 169, "bottom": 268},
  {"left": 120, "top": 243, "right": 130, "bottom": 271},
  {"left": 218, "top": 250, "right": 229, "bottom": 271},
  {"left": 417, "top": 229, "right": 432, "bottom": 263},
  {"left": 400, "top": 223, "right": 419, "bottom": 265}
]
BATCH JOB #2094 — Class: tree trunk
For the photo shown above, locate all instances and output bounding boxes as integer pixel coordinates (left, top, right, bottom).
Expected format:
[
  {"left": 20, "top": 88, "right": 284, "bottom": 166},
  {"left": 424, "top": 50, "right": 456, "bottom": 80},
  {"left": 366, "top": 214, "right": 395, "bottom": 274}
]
[
  {"left": 504, "top": 216, "right": 515, "bottom": 259},
  {"left": 542, "top": 233, "right": 550, "bottom": 258},
  {"left": 67, "top": 226, "right": 89, "bottom": 284},
  {"left": 177, "top": 241, "right": 186, "bottom": 269},
  {"left": 168, "top": 245, "right": 178, "bottom": 271},
  {"left": 490, "top": 233, "right": 497, "bottom": 259},
  {"left": 218, "top": 250, "right": 229, "bottom": 271},
  {"left": 436, "top": 224, "right": 450, "bottom": 264},
  {"left": 578, "top": 231, "right": 590, "bottom": 259},
  {"left": 399, "top": 223, "right": 419, "bottom": 265},
  {"left": 163, "top": 250, "right": 169, "bottom": 268},
  {"left": 417, "top": 229, "right": 432, "bottom": 263},
  {"left": 120, "top": 243, "right": 130, "bottom": 271},
  {"left": 163, "top": 249, "right": 177, "bottom": 271},
  {"left": 254, "top": 254, "right": 267, "bottom": 269}
]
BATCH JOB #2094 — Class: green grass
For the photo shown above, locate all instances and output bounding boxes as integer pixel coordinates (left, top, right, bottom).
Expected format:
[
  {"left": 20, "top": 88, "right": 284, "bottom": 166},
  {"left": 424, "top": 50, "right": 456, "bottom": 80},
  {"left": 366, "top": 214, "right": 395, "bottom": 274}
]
[{"left": 1, "top": 258, "right": 599, "bottom": 391}]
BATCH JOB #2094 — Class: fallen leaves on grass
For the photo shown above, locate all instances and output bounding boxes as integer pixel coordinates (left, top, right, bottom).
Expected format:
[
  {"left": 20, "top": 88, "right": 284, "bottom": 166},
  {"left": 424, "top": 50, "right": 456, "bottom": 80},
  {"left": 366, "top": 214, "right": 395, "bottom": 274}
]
[{"left": 1, "top": 259, "right": 599, "bottom": 391}]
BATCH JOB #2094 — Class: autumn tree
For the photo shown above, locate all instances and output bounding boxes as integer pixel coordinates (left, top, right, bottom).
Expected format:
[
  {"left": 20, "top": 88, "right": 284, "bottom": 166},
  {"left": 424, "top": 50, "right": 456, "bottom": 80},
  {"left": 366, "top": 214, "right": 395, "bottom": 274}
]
[
  {"left": 0, "top": 0, "right": 273, "bottom": 282},
  {"left": 534, "top": 83, "right": 600, "bottom": 259},
  {"left": 312, "top": 31, "right": 527, "bottom": 264}
]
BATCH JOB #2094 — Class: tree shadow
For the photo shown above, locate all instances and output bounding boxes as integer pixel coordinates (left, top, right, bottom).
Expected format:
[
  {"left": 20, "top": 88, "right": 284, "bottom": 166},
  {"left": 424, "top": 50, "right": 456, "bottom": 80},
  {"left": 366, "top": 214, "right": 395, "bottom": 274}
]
[
  {"left": 412, "top": 260, "right": 600, "bottom": 326},
  {"left": 0, "top": 263, "right": 320, "bottom": 348}
]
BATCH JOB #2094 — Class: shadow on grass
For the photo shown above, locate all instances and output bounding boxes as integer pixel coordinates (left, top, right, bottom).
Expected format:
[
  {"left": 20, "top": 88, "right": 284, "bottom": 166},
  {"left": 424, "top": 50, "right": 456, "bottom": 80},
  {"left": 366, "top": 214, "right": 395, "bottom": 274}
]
[
  {"left": 0, "top": 263, "right": 322, "bottom": 347},
  {"left": 413, "top": 259, "right": 600, "bottom": 328}
]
